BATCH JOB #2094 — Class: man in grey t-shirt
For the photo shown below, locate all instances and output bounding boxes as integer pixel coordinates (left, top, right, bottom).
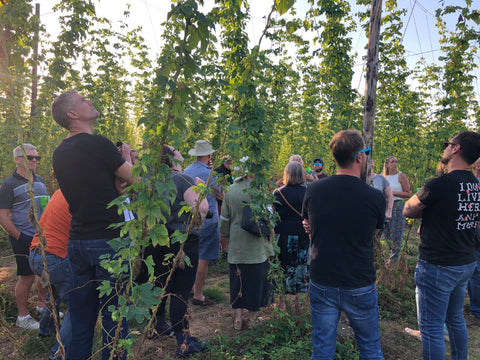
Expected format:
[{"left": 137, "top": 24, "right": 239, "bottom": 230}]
[{"left": 0, "top": 144, "right": 49, "bottom": 329}]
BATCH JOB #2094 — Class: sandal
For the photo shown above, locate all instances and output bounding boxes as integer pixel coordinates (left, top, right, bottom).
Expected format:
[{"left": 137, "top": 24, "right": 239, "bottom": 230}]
[
  {"left": 191, "top": 296, "right": 216, "bottom": 306},
  {"left": 233, "top": 319, "right": 243, "bottom": 331}
]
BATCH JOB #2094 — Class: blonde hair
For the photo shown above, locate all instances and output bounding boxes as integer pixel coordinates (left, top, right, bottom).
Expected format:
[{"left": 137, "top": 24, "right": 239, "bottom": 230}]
[
  {"left": 283, "top": 161, "right": 305, "bottom": 185},
  {"left": 382, "top": 156, "right": 397, "bottom": 176}
]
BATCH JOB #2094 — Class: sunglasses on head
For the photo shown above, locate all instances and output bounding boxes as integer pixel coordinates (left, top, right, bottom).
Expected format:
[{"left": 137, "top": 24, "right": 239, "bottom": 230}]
[
  {"left": 19, "top": 155, "right": 41, "bottom": 162},
  {"left": 355, "top": 147, "right": 371, "bottom": 158}
]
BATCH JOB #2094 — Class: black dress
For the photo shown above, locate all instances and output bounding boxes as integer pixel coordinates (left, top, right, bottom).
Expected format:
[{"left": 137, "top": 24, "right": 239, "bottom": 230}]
[{"left": 273, "top": 184, "right": 309, "bottom": 294}]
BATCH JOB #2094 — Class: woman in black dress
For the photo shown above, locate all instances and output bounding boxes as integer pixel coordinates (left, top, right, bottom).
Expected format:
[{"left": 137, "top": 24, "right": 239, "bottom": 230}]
[{"left": 273, "top": 161, "right": 309, "bottom": 295}]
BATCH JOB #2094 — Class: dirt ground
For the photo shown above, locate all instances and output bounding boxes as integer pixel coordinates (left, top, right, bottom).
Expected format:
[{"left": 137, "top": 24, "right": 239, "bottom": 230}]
[
  {"left": 2, "top": 256, "right": 480, "bottom": 359},
  {"left": 0, "top": 259, "right": 274, "bottom": 360}
]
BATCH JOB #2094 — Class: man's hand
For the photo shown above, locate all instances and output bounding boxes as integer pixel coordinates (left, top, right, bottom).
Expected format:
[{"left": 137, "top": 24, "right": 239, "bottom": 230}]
[
  {"left": 0, "top": 208, "right": 21, "bottom": 240},
  {"left": 385, "top": 209, "right": 392, "bottom": 220},
  {"left": 115, "top": 177, "right": 128, "bottom": 195},
  {"left": 118, "top": 143, "right": 132, "bottom": 164},
  {"left": 302, "top": 219, "right": 310, "bottom": 235}
]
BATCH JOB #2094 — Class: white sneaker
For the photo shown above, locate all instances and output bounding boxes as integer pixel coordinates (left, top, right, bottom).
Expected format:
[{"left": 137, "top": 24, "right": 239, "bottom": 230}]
[{"left": 16, "top": 315, "right": 39, "bottom": 330}]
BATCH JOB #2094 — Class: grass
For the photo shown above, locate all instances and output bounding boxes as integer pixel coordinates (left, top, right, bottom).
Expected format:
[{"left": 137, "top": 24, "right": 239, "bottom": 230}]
[{"left": 3, "top": 229, "right": 480, "bottom": 359}]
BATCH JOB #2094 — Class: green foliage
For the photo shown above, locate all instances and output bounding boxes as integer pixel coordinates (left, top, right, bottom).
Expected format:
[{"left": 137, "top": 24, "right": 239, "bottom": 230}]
[
  {"left": 195, "top": 307, "right": 313, "bottom": 360},
  {"left": 0, "top": 284, "right": 16, "bottom": 324},
  {"left": 377, "top": 254, "right": 417, "bottom": 323},
  {"left": 202, "top": 286, "right": 226, "bottom": 304},
  {"left": 21, "top": 333, "right": 55, "bottom": 358},
  {"left": 1, "top": 0, "right": 480, "bottom": 357}
]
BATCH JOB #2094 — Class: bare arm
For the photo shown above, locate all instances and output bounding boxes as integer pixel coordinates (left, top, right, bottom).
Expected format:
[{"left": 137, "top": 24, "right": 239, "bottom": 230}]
[
  {"left": 393, "top": 173, "right": 412, "bottom": 198},
  {"left": 0, "top": 209, "right": 20, "bottom": 239},
  {"left": 403, "top": 194, "right": 426, "bottom": 219},
  {"left": 183, "top": 187, "right": 209, "bottom": 218},
  {"left": 305, "top": 171, "right": 315, "bottom": 182},
  {"left": 384, "top": 185, "right": 394, "bottom": 219},
  {"left": 114, "top": 162, "right": 135, "bottom": 186}
]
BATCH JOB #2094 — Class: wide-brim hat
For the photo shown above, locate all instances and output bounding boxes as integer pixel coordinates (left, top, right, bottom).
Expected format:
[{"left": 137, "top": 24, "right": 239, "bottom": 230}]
[{"left": 188, "top": 140, "right": 216, "bottom": 156}]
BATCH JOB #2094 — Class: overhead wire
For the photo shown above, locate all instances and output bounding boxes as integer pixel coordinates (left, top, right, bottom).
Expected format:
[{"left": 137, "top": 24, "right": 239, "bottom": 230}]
[{"left": 142, "top": 0, "right": 161, "bottom": 52}]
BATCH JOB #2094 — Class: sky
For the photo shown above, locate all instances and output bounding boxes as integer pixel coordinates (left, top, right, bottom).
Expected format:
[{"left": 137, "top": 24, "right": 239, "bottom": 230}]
[{"left": 37, "top": 0, "right": 480, "bottom": 99}]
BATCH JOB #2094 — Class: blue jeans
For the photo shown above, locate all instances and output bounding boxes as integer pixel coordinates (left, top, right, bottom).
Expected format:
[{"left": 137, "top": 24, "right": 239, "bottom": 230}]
[
  {"left": 309, "top": 280, "right": 383, "bottom": 359},
  {"left": 67, "top": 239, "right": 129, "bottom": 360},
  {"left": 467, "top": 250, "right": 480, "bottom": 319},
  {"left": 415, "top": 258, "right": 476, "bottom": 360},
  {"left": 29, "top": 249, "right": 72, "bottom": 359}
]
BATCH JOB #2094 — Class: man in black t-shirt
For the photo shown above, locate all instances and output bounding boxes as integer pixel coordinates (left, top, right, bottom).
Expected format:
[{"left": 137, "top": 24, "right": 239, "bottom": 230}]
[
  {"left": 302, "top": 130, "right": 385, "bottom": 359},
  {"left": 404, "top": 131, "right": 480, "bottom": 360},
  {"left": 51, "top": 90, "right": 135, "bottom": 360}
]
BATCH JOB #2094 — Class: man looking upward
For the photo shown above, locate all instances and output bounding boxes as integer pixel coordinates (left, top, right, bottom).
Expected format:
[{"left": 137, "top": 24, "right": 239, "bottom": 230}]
[{"left": 51, "top": 90, "right": 135, "bottom": 360}]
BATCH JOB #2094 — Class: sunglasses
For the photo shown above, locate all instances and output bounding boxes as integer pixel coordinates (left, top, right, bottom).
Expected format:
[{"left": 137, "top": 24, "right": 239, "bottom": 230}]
[
  {"left": 355, "top": 147, "right": 371, "bottom": 158},
  {"left": 313, "top": 162, "right": 322, "bottom": 166},
  {"left": 443, "top": 141, "right": 458, "bottom": 150},
  {"left": 19, "top": 155, "right": 41, "bottom": 162}
]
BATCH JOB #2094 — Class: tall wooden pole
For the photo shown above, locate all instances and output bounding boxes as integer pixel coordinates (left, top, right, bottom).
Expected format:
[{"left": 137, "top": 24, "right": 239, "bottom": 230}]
[
  {"left": 30, "top": 3, "right": 40, "bottom": 118},
  {"left": 362, "top": 0, "right": 383, "bottom": 170}
]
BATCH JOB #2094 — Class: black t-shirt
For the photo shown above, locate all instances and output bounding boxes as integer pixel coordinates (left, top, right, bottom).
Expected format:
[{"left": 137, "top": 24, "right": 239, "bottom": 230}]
[
  {"left": 302, "top": 175, "right": 385, "bottom": 288},
  {"left": 52, "top": 133, "right": 125, "bottom": 240},
  {"left": 273, "top": 184, "right": 306, "bottom": 233},
  {"left": 166, "top": 172, "right": 199, "bottom": 236},
  {"left": 418, "top": 170, "right": 480, "bottom": 266}
]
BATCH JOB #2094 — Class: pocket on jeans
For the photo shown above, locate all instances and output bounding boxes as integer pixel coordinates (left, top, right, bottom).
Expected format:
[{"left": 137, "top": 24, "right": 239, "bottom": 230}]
[
  {"left": 351, "top": 287, "right": 377, "bottom": 316},
  {"left": 309, "top": 283, "right": 328, "bottom": 312}
]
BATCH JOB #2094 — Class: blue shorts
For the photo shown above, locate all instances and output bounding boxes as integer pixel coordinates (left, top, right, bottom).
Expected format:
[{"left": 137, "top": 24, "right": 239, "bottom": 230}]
[{"left": 199, "top": 222, "right": 220, "bottom": 260}]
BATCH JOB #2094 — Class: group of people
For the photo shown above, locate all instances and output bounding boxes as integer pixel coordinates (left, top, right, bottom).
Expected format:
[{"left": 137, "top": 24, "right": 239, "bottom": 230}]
[
  {"left": 2, "top": 89, "right": 480, "bottom": 360},
  {"left": 300, "top": 129, "right": 480, "bottom": 360}
]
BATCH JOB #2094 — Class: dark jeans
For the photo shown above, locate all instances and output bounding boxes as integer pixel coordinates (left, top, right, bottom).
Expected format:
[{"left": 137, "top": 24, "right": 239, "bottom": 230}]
[
  {"left": 467, "top": 250, "right": 480, "bottom": 319},
  {"left": 67, "top": 239, "right": 129, "bottom": 360},
  {"left": 140, "top": 235, "right": 199, "bottom": 333},
  {"left": 29, "top": 249, "right": 72, "bottom": 359}
]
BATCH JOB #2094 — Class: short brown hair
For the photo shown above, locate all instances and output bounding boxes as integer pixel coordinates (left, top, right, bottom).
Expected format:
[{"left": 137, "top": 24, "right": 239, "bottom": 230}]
[
  {"left": 51, "top": 90, "right": 78, "bottom": 130},
  {"left": 283, "top": 161, "right": 305, "bottom": 185},
  {"left": 329, "top": 130, "right": 364, "bottom": 168}
]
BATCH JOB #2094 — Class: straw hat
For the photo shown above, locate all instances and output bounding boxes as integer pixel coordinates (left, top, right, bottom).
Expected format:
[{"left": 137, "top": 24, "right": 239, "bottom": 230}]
[{"left": 188, "top": 140, "right": 216, "bottom": 156}]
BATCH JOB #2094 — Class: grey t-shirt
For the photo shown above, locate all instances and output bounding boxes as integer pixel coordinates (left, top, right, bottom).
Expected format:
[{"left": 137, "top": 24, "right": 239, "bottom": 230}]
[
  {"left": 371, "top": 174, "right": 389, "bottom": 193},
  {"left": 0, "top": 171, "right": 48, "bottom": 237}
]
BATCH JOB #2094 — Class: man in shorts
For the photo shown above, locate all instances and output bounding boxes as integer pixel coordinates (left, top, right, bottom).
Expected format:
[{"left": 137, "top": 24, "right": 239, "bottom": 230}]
[
  {"left": 0, "top": 143, "right": 49, "bottom": 329},
  {"left": 184, "top": 140, "right": 221, "bottom": 306}
]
